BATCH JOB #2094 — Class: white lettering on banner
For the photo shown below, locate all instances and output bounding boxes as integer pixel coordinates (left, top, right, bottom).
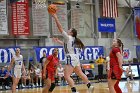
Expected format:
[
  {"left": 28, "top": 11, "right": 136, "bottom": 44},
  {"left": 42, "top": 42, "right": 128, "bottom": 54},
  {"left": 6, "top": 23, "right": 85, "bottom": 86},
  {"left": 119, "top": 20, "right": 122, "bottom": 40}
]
[
  {"left": 8, "top": 48, "right": 16, "bottom": 61},
  {"left": 36, "top": 46, "right": 104, "bottom": 62},
  {"left": 0, "top": 49, "right": 8, "bottom": 63},
  {"left": 39, "top": 48, "right": 64, "bottom": 61},
  {"left": 58, "top": 48, "right": 63, "bottom": 61},
  {"left": 84, "top": 48, "right": 92, "bottom": 60},
  {"left": 75, "top": 48, "right": 83, "bottom": 60},
  {"left": 101, "top": 23, "right": 114, "bottom": 27},
  {"left": 92, "top": 48, "right": 99, "bottom": 60}
]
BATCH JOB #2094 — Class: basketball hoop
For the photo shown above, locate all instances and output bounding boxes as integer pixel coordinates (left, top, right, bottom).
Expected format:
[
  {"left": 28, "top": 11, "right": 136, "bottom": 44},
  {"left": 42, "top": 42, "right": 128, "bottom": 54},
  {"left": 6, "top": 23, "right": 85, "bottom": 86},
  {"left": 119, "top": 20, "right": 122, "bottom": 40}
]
[{"left": 33, "top": 0, "right": 47, "bottom": 9}]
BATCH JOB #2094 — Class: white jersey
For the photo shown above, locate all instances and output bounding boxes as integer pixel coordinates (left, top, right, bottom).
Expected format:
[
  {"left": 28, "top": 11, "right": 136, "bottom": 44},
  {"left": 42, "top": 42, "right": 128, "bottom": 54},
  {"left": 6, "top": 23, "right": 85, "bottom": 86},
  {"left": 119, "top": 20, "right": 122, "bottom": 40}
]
[
  {"left": 62, "top": 31, "right": 80, "bottom": 67},
  {"left": 57, "top": 67, "right": 64, "bottom": 74},
  {"left": 62, "top": 31, "right": 75, "bottom": 54},
  {"left": 13, "top": 55, "right": 23, "bottom": 69},
  {"left": 35, "top": 68, "right": 41, "bottom": 76},
  {"left": 57, "top": 67, "right": 64, "bottom": 77}
]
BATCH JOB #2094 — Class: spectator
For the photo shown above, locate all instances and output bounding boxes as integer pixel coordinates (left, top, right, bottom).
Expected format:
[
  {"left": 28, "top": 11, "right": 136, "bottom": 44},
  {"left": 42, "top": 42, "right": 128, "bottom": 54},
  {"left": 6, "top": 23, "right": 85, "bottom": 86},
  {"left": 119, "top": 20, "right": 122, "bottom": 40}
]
[
  {"left": 22, "top": 68, "right": 30, "bottom": 87},
  {"left": 29, "top": 66, "right": 35, "bottom": 87},
  {"left": 57, "top": 64, "right": 64, "bottom": 85},
  {"left": 125, "top": 65, "right": 134, "bottom": 83},
  {"left": 35, "top": 65, "right": 42, "bottom": 86},
  {"left": 0, "top": 67, "right": 10, "bottom": 89},
  {"left": 40, "top": 51, "right": 47, "bottom": 69}
]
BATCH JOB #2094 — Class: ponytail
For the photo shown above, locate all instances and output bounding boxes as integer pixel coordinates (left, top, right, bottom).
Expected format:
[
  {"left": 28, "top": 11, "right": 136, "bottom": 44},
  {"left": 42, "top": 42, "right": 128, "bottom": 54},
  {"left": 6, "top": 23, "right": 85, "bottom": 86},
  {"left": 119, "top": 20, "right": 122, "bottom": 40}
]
[
  {"left": 121, "top": 42, "right": 124, "bottom": 53},
  {"left": 74, "top": 37, "right": 85, "bottom": 50},
  {"left": 117, "top": 38, "right": 124, "bottom": 53},
  {"left": 71, "top": 28, "right": 85, "bottom": 50}
]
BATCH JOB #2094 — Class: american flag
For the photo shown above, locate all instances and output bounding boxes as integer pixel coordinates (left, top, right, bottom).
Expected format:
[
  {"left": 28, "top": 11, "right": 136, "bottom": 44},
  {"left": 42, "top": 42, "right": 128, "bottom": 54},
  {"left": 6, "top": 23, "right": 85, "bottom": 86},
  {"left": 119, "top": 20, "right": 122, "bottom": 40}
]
[{"left": 103, "top": 0, "right": 118, "bottom": 18}]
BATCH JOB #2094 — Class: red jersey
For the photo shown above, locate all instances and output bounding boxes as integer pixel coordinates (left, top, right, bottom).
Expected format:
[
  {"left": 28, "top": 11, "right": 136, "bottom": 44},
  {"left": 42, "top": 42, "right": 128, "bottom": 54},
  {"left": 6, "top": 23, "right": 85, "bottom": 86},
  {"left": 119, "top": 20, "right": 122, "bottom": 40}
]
[
  {"left": 109, "top": 47, "right": 121, "bottom": 67},
  {"left": 46, "top": 55, "right": 59, "bottom": 71}
]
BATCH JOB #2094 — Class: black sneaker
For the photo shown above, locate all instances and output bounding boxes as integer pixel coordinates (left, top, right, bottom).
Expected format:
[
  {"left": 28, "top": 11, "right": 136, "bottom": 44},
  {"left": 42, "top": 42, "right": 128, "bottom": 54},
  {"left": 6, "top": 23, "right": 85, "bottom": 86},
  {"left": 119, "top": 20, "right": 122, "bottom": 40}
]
[{"left": 87, "top": 83, "right": 91, "bottom": 88}]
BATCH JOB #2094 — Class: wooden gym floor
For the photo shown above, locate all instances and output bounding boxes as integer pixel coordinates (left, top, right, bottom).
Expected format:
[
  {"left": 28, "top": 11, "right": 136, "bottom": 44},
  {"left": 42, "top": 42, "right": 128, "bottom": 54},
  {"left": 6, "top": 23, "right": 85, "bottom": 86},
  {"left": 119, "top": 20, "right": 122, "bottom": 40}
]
[{"left": 0, "top": 80, "right": 140, "bottom": 93}]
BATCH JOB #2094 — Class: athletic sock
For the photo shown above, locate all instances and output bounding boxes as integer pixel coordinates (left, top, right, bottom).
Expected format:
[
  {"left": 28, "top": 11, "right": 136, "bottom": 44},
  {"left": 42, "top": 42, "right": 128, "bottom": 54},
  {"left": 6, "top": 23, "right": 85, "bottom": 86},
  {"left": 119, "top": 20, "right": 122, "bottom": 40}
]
[{"left": 71, "top": 87, "right": 77, "bottom": 92}]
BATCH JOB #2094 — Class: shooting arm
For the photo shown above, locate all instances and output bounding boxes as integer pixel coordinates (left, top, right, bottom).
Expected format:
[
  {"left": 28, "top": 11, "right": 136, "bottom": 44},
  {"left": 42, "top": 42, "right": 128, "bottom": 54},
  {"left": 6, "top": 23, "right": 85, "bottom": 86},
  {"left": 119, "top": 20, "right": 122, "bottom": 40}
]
[{"left": 52, "top": 14, "right": 63, "bottom": 33}]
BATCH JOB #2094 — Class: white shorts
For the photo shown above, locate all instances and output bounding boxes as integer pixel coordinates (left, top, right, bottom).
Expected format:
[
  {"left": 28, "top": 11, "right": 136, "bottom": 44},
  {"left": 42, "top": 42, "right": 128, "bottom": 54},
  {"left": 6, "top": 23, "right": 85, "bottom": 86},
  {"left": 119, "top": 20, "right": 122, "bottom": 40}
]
[
  {"left": 65, "top": 54, "right": 80, "bottom": 67},
  {"left": 13, "top": 68, "right": 22, "bottom": 78},
  {"left": 58, "top": 73, "right": 64, "bottom": 77}
]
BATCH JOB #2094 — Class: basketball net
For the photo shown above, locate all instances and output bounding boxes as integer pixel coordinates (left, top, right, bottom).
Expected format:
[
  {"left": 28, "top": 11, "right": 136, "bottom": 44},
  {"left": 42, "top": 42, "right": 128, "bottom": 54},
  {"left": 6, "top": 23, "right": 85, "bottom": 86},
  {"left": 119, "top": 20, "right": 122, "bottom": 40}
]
[{"left": 33, "top": 0, "right": 47, "bottom": 9}]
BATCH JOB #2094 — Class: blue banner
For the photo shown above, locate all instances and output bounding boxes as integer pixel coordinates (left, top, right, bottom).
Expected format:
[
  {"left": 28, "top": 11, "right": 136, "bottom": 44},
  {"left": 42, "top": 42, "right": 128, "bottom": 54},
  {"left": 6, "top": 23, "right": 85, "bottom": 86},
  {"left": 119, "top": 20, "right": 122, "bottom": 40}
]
[
  {"left": 34, "top": 46, "right": 104, "bottom": 62},
  {"left": 98, "top": 18, "right": 116, "bottom": 32},
  {"left": 0, "top": 47, "right": 18, "bottom": 63},
  {"left": 134, "top": 7, "right": 140, "bottom": 39}
]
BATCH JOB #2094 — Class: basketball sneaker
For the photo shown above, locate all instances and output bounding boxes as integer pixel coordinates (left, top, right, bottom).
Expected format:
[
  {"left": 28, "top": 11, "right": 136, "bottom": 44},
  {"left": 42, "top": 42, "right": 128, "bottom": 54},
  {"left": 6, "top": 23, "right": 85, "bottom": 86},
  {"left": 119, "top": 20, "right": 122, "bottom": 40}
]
[
  {"left": 87, "top": 83, "right": 94, "bottom": 88},
  {"left": 87, "top": 83, "right": 94, "bottom": 92}
]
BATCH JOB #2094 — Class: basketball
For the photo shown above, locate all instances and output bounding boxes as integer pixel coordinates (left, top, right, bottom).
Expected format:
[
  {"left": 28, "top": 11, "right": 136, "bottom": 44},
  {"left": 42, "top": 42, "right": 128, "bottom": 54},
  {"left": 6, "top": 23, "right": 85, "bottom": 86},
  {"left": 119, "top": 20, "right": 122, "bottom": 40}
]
[{"left": 48, "top": 4, "right": 57, "bottom": 14}]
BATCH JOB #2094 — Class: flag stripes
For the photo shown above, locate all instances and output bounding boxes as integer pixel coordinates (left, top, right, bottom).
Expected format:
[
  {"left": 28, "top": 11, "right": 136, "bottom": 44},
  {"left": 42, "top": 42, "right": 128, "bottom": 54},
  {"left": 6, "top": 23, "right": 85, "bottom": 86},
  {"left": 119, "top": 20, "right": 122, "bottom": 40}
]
[{"left": 103, "top": 0, "right": 118, "bottom": 18}]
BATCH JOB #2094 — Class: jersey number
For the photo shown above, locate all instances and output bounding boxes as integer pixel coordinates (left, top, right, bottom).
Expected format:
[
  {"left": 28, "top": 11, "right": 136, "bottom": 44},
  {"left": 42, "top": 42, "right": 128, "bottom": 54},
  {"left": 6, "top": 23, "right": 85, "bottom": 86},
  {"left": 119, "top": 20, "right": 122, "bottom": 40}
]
[{"left": 19, "top": 62, "right": 21, "bottom": 65}]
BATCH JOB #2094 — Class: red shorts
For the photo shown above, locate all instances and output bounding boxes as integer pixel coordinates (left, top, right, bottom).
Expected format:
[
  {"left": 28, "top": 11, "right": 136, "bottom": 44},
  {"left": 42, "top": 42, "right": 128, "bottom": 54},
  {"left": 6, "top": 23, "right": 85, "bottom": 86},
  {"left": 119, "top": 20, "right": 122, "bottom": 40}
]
[
  {"left": 108, "top": 66, "right": 123, "bottom": 80},
  {"left": 46, "top": 69, "right": 55, "bottom": 81}
]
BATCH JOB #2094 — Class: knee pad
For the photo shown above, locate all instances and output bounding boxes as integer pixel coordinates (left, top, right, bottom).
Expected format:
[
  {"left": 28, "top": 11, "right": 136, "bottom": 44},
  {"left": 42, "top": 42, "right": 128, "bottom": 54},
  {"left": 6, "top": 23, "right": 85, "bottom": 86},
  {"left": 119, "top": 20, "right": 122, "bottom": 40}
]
[{"left": 49, "top": 83, "right": 55, "bottom": 92}]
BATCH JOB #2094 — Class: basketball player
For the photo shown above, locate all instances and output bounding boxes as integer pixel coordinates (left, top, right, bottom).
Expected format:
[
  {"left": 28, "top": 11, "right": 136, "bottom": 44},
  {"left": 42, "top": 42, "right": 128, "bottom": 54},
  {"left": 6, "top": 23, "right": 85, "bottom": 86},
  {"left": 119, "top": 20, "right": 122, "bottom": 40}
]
[
  {"left": 7, "top": 48, "right": 26, "bottom": 93},
  {"left": 51, "top": 14, "right": 92, "bottom": 93},
  {"left": 108, "top": 39, "right": 123, "bottom": 93},
  {"left": 42, "top": 48, "right": 59, "bottom": 93}
]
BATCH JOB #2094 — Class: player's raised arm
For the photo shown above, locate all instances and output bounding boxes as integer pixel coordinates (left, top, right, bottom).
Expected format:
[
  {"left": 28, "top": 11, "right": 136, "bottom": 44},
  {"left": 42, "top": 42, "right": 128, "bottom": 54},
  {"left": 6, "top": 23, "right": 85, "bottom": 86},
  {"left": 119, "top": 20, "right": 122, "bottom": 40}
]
[
  {"left": 48, "top": 4, "right": 63, "bottom": 33},
  {"left": 52, "top": 14, "right": 64, "bottom": 33}
]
